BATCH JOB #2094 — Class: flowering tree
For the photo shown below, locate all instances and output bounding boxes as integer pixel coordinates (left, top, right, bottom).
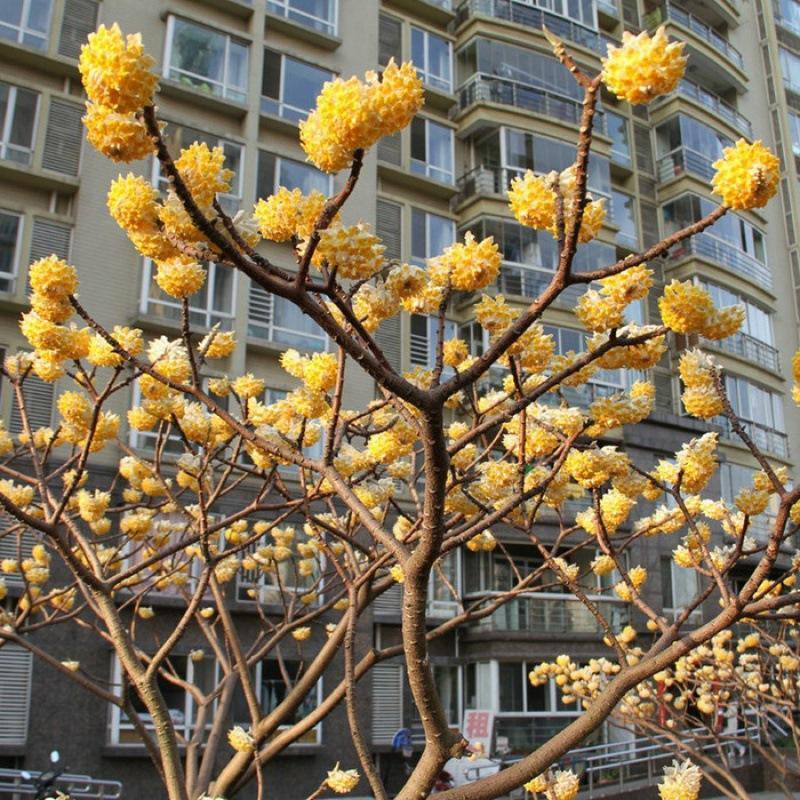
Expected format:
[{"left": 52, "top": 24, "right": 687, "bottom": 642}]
[
  {"left": 596, "top": 618, "right": 800, "bottom": 799},
  {"left": 0, "top": 19, "right": 798, "bottom": 800}
]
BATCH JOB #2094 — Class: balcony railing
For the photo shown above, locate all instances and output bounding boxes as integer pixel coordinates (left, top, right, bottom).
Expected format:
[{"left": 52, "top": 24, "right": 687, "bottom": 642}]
[
  {"left": 655, "top": 79, "right": 753, "bottom": 138},
  {"left": 657, "top": 145, "right": 716, "bottom": 183},
  {"left": 455, "top": 0, "right": 605, "bottom": 54},
  {"left": 457, "top": 74, "right": 607, "bottom": 133},
  {"left": 667, "top": 231, "right": 773, "bottom": 290},
  {"left": 717, "top": 416, "right": 789, "bottom": 457},
  {"left": 497, "top": 264, "right": 586, "bottom": 308},
  {"left": 701, "top": 331, "right": 781, "bottom": 372},
  {"left": 647, "top": 2, "right": 744, "bottom": 70},
  {"left": 466, "top": 592, "right": 630, "bottom": 635}
]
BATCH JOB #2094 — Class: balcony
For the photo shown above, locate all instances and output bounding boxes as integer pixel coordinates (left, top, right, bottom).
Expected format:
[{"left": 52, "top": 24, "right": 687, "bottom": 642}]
[
  {"left": 667, "top": 232, "right": 772, "bottom": 290},
  {"left": 716, "top": 417, "right": 789, "bottom": 458},
  {"left": 645, "top": 3, "right": 745, "bottom": 91},
  {"left": 657, "top": 145, "right": 715, "bottom": 183},
  {"left": 496, "top": 264, "right": 586, "bottom": 309},
  {"left": 455, "top": 0, "right": 605, "bottom": 55},
  {"left": 701, "top": 331, "right": 781, "bottom": 373},
  {"left": 466, "top": 592, "right": 630, "bottom": 636},
  {"left": 655, "top": 79, "right": 752, "bottom": 139},
  {"left": 456, "top": 74, "right": 607, "bottom": 134}
]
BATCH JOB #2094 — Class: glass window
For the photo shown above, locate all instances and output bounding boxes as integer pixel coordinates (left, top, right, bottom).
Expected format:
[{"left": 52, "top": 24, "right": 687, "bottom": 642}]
[
  {"left": 699, "top": 280, "right": 774, "bottom": 346},
  {"left": 606, "top": 110, "right": 630, "bottom": 166},
  {"left": 611, "top": 190, "right": 637, "bottom": 249},
  {"left": 109, "top": 654, "right": 215, "bottom": 744},
  {"left": 411, "top": 27, "right": 452, "bottom": 92},
  {"left": 411, "top": 208, "right": 455, "bottom": 266},
  {"left": 789, "top": 112, "right": 800, "bottom": 156},
  {"left": 410, "top": 314, "right": 458, "bottom": 368},
  {"left": 261, "top": 49, "right": 332, "bottom": 123},
  {"left": 142, "top": 259, "right": 236, "bottom": 330},
  {"left": 777, "top": 0, "right": 800, "bottom": 33},
  {"left": 660, "top": 557, "right": 700, "bottom": 621},
  {"left": 0, "top": 0, "right": 52, "bottom": 50},
  {"left": 433, "top": 665, "right": 460, "bottom": 725},
  {"left": 499, "top": 663, "right": 524, "bottom": 712},
  {"left": 0, "top": 210, "right": 21, "bottom": 292},
  {"left": 267, "top": 0, "right": 337, "bottom": 36},
  {"left": 723, "top": 375, "right": 785, "bottom": 432},
  {"left": 0, "top": 81, "right": 38, "bottom": 166},
  {"left": 248, "top": 284, "right": 327, "bottom": 351},
  {"left": 256, "top": 150, "right": 331, "bottom": 199},
  {"left": 410, "top": 117, "right": 454, "bottom": 184},
  {"left": 165, "top": 17, "right": 248, "bottom": 103},
  {"left": 780, "top": 47, "right": 800, "bottom": 93}
]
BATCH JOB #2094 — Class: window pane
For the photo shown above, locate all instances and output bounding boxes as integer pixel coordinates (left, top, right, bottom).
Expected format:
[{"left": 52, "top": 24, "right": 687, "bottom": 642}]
[
  {"left": 499, "top": 663, "right": 523, "bottom": 711},
  {"left": 262, "top": 49, "right": 282, "bottom": 99},
  {"left": 278, "top": 157, "right": 329, "bottom": 194},
  {"left": 28, "top": 0, "right": 51, "bottom": 33},
  {"left": 428, "top": 213, "right": 454, "bottom": 257},
  {"left": 170, "top": 20, "right": 225, "bottom": 91},
  {"left": 0, "top": 211, "right": 20, "bottom": 274},
  {"left": 411, "top": 118, "right": 426, "bottom": 161},
  {"left": 283, "top": 58, "right": 330, "bottom": 117},
  {"left": 0, "top": 2, "right": 23, "bottom": 26},
  {"left": 411, "top": 27, "right": 425, "bottom": 66},
  {"left": 228, "top": 41, "right": 249, "bottom": 93},
  {"left": 427, "top": 120, "right": 453, "bottom": 179},
  {"left": 212, "top": 266, "right": 234, "bottom": 314}
]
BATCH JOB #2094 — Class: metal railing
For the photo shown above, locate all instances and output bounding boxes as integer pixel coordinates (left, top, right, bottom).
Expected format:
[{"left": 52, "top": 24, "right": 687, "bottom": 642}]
[
  {"left": 667, "top": 231, "right": 773, "bottom": 289},
  {"left": 457, "top": 73, "right": 607, "bottom": 133},
  {"left": 716, "top": 416, "right": 789, "bottom": 457},
  {"left": 0, "top": 770, "right": 122, "bottom": 799},
  {"left": 496, "top": 264, "right": 586, "bottom": 308},
  {"left": 701, "top": 330, "right": 781, "bottom": 372},
  {"left": 656, "top": 145, "right": 716, "bottom": 183},
  {"left": 465, "top": 592, "right": 630, "bottom": 635},
  {"left": 647, "top": 2, "right": 744, "bottom": 70},
  {"left": 655, "top": 79, "right": 753, "bottom": 138},
  {"left": 474, "top": 723, "right": 762, "bottom": 798},
  {"left": 455, "top": 0, "right": 604, "bottom": 53}
]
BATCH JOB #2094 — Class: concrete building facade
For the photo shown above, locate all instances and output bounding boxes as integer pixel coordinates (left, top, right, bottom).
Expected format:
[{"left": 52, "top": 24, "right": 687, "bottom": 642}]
[{"left": 0, "top": 0, "right": 799, "bottom": 797}]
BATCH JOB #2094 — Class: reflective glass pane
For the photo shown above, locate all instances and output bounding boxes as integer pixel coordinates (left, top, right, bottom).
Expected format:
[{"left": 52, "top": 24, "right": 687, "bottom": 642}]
[
  {"left": 278, "top": 158, "right": 329, "bottom": 194},
  {"left": 170, "top": 20, "right": 225, "bottom": 90},
  {"left": 283, "top": 58, "right": 330, "bottom": 117},
  {"left": 0, "top": 211, "right": 20, "bottom": 273}
]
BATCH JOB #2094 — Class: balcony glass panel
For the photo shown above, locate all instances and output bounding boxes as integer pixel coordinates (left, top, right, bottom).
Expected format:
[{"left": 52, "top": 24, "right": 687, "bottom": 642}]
[
  {"left": 663, "top": 194, "right": 770, "bottom": 287},
  {"left": 646, "top": 2, "right": 743, "bottom": 70},
  {"left": 606, "top": 110, "right": 631, "bottom": 167},
  {"left": 655, "top": 79, "right": 752, "bottom": 138},
  {"left": 655, "top": 114, "right": 731, "bottom": 182},
  {"left": 456, "top": 0, "right": 601, "bottom": 53}
]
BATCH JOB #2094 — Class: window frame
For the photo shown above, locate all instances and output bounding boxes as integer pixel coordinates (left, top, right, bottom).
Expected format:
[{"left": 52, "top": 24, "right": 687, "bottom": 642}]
[
  {"left": 660, "top": 556, "right": 702, "bottom": 624},
  {"left": 164, "top": 15, "right": 249, "bottom": 104},
  {"left": 411, "top": 25, "right": 453, "bottom": 93},
  {"left": 0, "top": 81, "right": 40, "bottom": 166},
  {"left": 108, "top": 652, "right": 215, "bottom": 745},
  {"left": 266, "top": 0, "right": 338, "bottom": 37},
  {"left": 410, "top": 207, "right": 456, "bottom": 267},
  {"left": 248, "top": 283, "right": 328, "bottom": 352},
  {"left": 261, "top": 48, "right": 333, "bottom": 124},
  {"left": 140, "top": 258, "right": 237, "bottom": 331},
  {"left": 0, "top": 0, "right": 52, "bottom": 50},
  {"left": 257, "top": 149, "right": 333, "bottom": 199},
  {"left": 410, "top": 116, "right": 455, "bottom": 184},
  {"left": 0, "top": 208, "right": 23, "bottom": 292}
]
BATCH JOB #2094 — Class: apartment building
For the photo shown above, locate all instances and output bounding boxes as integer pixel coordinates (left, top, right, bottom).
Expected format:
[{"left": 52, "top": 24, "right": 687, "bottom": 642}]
[{"left": 0, "top": 0, "right": 799, "bottom": 797}]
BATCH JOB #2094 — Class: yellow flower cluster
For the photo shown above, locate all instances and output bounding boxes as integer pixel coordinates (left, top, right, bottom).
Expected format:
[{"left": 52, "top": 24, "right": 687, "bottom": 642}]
[
  {"left": 577, "top": 488, "right": 634, "bottom": 536},
  {"left": 601, "top": 26, "right": 686, "bottom": 104},
  {"left": 503, "top": 406, "right": 584, "bottom": 460},
  {"left": 793, "top": 351, "right": 800, "bottom": 404},
  {"left": 428, "top": 232, "right": 502, "bottom": 292},
  {"left": 576, "top": 266, "right": 653, "bottom": 332},
  {"left": 658, "top": 760, "right": 702, "bottom": 800},
  {"left": 300, "top": 60, "right": 424, "bottom": 173},
  {"left": 199, "top": 329, "right": 237, "bottom": 359},
  {"left": 174, "top": 142, "right": 234, "bottom": 209},
  {"left": 565, "top": 447, "right": 628, "bottom": 489},
  {"left": 326, "top": 764, "right": 360, "bottom": 794},
  {"left": 711, "top": 139, "right": 780, "bottom": 210},
  {"left": 524, "top": 770, "right": 579, "bottom": 800},
  {"left": 88, "top": 326, "right": 143, "bottom": 368},
  {"left": 309, "top": 223, "right": 385, "bottom": 279},
  {"left": 281, "top": 349, "right": 339, "bottom": 393},
  {"left": 79, "top": 24, "right": 158, "bottom": 162},
  {"left": 586, "top": 381, "right": 654, "bottom": 436},
  {"left": 679, "top": 349, "right": 723, "bottom": 419},
  {"left": 674, "top": 432, "right": 718, "bottom": 494},
  {"left": 466, "top": 531, "right": 497, "bottom": 552},
  {"left": 227, "top": 726, "right": 254, "bottom": 753},
  {"left": 659, "top": 280, "right": 744, "bottom": 340},
  {"left": 254, "top": 188, "right": 327, "bottom": 242},
  {"left": 589, "top": 325, "right": 667, "bottom": 371},
  {"left": 154, "top": 258, "right": 206, "bottom": 299},
  {"left": 508, "top": 168, "right": 606, "bottom": 243}
]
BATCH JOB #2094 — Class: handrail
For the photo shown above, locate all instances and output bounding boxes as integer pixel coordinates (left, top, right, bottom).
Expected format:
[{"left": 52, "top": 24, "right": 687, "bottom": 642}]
[
  {"left": 456, "top": 73, "right": 607, "bottom": 134},
  {"left": 653, "top": 79, "right": 753, "bottom": 138},
  {"left": 0, "top": 769, "right": 123, "bottom": 799},
  {"left": 455, "top": 0, "right": 604, "bottom": 54},
  {"left": 647, "top": 2, "right": 744, "bottom": 70}
]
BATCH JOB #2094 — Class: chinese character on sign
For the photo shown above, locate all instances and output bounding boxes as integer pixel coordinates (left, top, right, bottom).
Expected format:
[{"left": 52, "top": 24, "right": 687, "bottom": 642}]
[{"left": 462, "top": 710, "right": 494, "bottom": 755}]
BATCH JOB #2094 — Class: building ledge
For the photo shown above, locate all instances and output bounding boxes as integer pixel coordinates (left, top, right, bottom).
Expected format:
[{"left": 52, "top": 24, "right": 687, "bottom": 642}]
[
  {"left": 424, "top": 84, "right": 457, "bottom": 112},
  {"left": 0, "top": 39, "right": 78, "bottom": 79},
  {"left": 158, "top": 80, "right": 249, "bottom": 120},
  {"left": 0, "top": 160, "right": 80, "bottom": 194},
  {"left": 258, "top": 110, "right": 301, "bottom": 137},
  {"left": 377, "top": 161, "right": 458, "bottom": 200},
  {"left": 194, "top": 0, "right": 254, "bottom": 19},
  {"left": 264, "top": 11, "right": 341, "bottom": 50}
]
